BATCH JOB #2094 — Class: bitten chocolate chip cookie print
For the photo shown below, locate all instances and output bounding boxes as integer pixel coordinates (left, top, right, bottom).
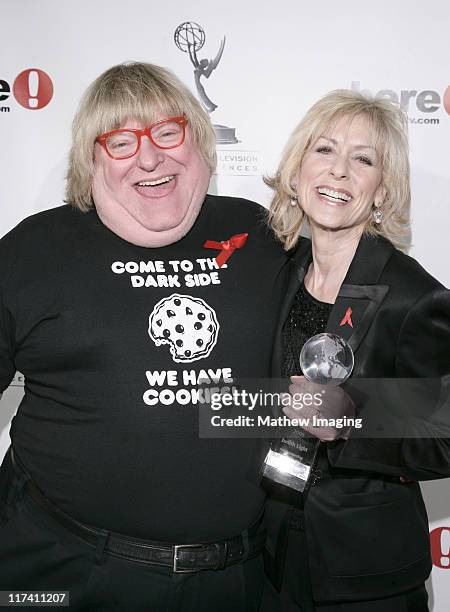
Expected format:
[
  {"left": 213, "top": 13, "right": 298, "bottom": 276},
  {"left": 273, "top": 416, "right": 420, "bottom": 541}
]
[{"left": 149, "top": 294, "right": 219, "bottom": 363}]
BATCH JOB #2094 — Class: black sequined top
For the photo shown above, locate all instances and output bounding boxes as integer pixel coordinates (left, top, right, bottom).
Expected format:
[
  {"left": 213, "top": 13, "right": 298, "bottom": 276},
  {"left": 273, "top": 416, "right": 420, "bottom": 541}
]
[{"left": 282, "top": 282, "right": 333, "bottom": 378}]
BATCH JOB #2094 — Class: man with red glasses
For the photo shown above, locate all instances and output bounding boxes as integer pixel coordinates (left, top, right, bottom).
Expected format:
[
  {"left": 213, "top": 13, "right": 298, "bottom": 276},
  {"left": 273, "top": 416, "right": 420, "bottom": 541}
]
[{"left": 0, "top": 62, "right": 286, "bottom": 610}]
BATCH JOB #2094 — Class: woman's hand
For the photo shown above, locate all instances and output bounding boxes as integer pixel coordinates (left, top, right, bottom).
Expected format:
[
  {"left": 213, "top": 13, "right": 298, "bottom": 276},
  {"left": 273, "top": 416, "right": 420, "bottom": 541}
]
[{"left": 283, "top": 376, "right": 355, "bottom": 442}]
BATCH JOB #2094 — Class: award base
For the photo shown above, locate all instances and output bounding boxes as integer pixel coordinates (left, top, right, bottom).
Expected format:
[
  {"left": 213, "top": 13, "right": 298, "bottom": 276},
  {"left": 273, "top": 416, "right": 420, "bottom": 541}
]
[
  {"left": 262, "top": 449, "right": 311, "bottom": 492},
  {"left": 213, "top": 124, "right": 239, "bottom": 144},
  {"left": 262, "top": 434, "right": 320, "bottom": 493}
]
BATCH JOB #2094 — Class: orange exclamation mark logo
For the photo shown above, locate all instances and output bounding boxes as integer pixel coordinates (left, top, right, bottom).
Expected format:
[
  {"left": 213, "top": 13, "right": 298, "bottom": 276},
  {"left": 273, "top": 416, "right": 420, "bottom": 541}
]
[{"left": 13, "top": 68, "right": 53, "bottom": 110}]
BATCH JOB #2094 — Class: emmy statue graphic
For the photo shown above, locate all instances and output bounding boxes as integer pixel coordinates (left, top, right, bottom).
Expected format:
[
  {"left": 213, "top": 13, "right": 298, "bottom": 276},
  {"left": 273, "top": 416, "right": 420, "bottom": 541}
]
[{"left": 174, "top": 21, "right": 238, "bottom": 144}]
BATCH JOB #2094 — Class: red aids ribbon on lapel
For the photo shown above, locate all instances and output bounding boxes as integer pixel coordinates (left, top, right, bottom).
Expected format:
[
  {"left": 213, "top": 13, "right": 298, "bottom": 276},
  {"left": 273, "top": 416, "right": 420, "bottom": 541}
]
[
  {"left": 203, "top": 233, "right": 249, "bottom": 268},
  {"left": 340, "top": 307, "right": 353, "bottom": 328}
]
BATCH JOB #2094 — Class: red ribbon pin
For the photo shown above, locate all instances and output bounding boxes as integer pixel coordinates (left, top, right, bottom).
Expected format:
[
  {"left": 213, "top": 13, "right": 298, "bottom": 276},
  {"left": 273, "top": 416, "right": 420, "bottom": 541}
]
[
  {"left": 340, "top": 307, "right": 353, "bottom": 328},
  {"left": 203, "top": 233, "right": 249, "bottom": 268}
]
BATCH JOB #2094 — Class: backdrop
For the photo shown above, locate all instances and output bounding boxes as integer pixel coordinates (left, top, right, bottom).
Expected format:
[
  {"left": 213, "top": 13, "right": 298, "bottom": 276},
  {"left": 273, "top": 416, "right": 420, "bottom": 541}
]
[{"left": 1, "top": 1, "right": 449, "bottom": 608}]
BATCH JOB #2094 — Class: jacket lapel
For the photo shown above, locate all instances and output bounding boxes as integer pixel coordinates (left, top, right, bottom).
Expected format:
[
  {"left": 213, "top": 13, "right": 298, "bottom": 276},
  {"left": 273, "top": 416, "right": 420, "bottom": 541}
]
[
  {"left": 325, "top": 235, "right": 393, "bottom": 352},
  {"left": 326, "top": 285, "right": 389, "bottom": 351},
  {"left": 272, "top": 234, "right": 395, "bottom": 376}
]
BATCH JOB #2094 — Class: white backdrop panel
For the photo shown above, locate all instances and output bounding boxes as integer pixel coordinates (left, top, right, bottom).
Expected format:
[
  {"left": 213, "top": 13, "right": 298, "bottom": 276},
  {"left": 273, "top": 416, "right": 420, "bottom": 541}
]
[{"left": 1, "top": 1, "right": 449, "bottom": 608}]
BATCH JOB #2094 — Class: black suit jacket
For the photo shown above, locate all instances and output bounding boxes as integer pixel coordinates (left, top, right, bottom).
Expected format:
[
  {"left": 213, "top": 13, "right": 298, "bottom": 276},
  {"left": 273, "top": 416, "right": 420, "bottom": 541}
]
[{"left": 264, "top": 233, "right": 450, "bottom": 603}]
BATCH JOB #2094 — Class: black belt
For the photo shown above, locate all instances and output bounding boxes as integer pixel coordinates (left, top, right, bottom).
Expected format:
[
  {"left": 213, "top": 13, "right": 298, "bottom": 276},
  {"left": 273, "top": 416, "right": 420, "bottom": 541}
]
[{"left": 10, "top": 449, "right": 265, "bottom": 573}]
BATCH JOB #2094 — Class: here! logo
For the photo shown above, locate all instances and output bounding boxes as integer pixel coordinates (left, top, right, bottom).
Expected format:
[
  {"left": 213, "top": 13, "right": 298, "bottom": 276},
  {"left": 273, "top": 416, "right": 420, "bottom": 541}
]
[
  {"left": 352, "top": 82, "right": 450, "bottom": 125},
  {"left": 0, "top": 68, "right": 53, "bottom": 112}
]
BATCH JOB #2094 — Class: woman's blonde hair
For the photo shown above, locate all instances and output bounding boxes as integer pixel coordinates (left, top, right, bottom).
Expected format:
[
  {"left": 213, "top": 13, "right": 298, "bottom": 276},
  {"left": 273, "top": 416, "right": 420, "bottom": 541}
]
[
  {"left": 267, "top": 90, "right": 411, "bottom": 251},
  {"left": 66, "top": 62, "right": 217, "bottom": 211}
]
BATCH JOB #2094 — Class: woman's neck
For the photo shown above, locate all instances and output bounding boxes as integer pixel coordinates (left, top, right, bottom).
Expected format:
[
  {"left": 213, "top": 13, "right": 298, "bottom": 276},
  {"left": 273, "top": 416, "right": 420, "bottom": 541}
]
[{"left": 305, "top": 226, "right": 363, "bottom": 304}]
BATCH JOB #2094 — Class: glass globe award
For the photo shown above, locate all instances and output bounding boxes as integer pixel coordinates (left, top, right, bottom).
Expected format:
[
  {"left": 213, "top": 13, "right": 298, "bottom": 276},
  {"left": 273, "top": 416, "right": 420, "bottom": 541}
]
[
  {"left": 263, "top": 333, "right": 354, "bottom": 493},
  {"left": 300, "top": 333, "right": 354, "bottom": 386}
]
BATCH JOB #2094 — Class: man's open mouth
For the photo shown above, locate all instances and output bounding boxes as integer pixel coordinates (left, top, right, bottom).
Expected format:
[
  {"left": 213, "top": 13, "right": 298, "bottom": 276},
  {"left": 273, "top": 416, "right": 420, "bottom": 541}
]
[{"left": 136, "top": 176, "right": 175, "bottom": 187}]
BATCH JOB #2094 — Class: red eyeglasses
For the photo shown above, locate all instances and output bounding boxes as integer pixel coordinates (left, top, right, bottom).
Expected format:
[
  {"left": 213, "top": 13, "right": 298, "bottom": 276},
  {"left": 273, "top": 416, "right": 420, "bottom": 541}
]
[{"left": 96, "top": 116, "right": 188, "bottom": 160}]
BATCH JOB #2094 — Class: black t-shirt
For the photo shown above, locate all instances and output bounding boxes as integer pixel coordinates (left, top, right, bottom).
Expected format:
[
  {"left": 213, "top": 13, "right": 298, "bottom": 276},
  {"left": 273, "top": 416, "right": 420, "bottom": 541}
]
[{"left": 0, "top": 195, "right": 287, "bottom": 542}]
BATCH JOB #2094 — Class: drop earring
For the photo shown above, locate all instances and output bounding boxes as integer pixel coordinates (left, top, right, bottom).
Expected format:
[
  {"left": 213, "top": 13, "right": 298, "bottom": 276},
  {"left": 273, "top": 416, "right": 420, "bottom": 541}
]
[
  {"left": 373, "top": 204, "right": 383, "bottom": 224},
  {"left": 290, "top": 186, "right": 299, "bottom": 206}
]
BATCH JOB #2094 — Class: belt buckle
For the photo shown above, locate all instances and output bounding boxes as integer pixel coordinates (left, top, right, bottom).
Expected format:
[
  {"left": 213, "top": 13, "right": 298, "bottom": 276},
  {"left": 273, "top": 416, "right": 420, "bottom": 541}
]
[{"left": 173, "top": 544, "right": 204, "bottom": 573}]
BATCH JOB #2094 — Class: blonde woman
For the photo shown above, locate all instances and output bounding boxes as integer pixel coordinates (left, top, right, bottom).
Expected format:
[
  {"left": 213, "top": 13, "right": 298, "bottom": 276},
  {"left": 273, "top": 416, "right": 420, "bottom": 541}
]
[{"left": 262, "top": 90, "right": 450, "bottom": 612}]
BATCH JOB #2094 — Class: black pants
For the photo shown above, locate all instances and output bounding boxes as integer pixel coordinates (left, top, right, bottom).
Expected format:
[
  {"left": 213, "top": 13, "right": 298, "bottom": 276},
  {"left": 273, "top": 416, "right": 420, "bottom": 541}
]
[
  {"left": 260, "top": 528, "right": 429, "bottom": 612},
  {"left": 0, "top": 452, "right": 264, "bottom": 611}
]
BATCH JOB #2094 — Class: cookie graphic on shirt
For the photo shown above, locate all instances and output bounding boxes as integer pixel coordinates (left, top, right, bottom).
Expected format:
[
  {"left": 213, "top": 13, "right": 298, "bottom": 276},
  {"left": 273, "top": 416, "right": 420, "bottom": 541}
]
[{"left": 149, "top": 294, "right": 219, "bottom": 363}]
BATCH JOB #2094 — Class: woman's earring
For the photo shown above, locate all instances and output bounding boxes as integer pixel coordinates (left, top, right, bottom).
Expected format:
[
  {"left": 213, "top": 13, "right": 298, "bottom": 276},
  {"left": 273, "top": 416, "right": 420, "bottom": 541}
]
[
  {"left": 372, "top": 204, "right": 383, "bottom": 224},
  {"left": 290, "top": 187, "right": 299, "bottom": 206}
]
